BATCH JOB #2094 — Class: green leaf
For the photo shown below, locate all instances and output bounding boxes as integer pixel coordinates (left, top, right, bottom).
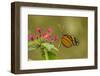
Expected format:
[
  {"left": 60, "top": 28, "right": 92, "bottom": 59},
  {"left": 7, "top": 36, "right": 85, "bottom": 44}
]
[
  {"left": 42, "top": 49, "right": 57, "bottom": 60},
  {"left": 41, "top": 43, "right": 59, "bottom": 52},
  {"left": 28, "top": 40, "right": 40, "bottom": 51},
  {"left": 28, "top": 38, "right": 46, "bottom": 52},
  {"left": 28, "top": 38, "right": 45, "bottom": 46},
  {"left": 28, "top": 40, "right": 39, "bottom": 46},
  {"left": 37, "top": 38, "right": 45, "bottom": 43},
  {"left": 28, "top": 45, "right": 38, "bottom": 51},
  {"left": 48, "top": 51, "right": 57, "bottom": 60}
]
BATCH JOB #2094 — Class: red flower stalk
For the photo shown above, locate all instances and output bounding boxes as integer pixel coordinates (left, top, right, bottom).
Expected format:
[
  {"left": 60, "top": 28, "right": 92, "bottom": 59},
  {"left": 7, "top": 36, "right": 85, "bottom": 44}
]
[
  {"left": 48, "top": 27, "right": 53, "bottom": 33},
  {"left": 28, "top": 34, "right": 35, "bottom": 41},
  {"left": 42, "top": 32, "right": 50, "bottom": 39},
  {"left": 29, "top": 27, "right": 59, "bottom": 43},
  {"left": 36, "top": 27, "right": 41, "bottom": 33},
  {"left": 54, "top": 35, "right": 58, "bottom": 41}
]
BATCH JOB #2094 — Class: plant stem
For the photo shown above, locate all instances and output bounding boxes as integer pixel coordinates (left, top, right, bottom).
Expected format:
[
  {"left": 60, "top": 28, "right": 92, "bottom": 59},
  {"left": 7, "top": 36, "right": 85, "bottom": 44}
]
[
  {"left": 58, "top": 40, "right": 61, "bottom": 48},
  {"left": 43, "top": 49, "right": 49, "bottom": 60}
]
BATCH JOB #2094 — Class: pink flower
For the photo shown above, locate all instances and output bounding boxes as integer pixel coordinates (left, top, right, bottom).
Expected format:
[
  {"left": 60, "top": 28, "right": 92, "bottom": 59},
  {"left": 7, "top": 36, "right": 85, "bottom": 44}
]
[
  {"left": 36, "top": 27, "right": 41, "bottom": 33},
  {"left": 54, "top": 35, "right": 58, "bottom": 41},
  {"left": 42, "top": 32, "right": 51, "bottom": 40},
  {"left": 28, "top": 34, "right": 35, "bottom": 41},
  {"left": 48, "top": 27, "right": 53, "bottom": 33}
]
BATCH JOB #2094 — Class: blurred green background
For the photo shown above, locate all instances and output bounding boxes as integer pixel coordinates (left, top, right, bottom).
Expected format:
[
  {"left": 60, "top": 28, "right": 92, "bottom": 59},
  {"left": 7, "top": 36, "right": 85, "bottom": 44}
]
[{"left": 28, "top": 15, "right": 88, "bottom": 60}]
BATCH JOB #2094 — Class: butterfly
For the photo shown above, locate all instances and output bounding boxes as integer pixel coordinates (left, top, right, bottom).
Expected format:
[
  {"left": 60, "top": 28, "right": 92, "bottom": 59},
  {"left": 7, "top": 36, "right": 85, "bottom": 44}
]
[
  {"left": 61, "top": 34, "right": 79, "bottom": 48},
  {"left": 57, "top": 24, "right": 79, "bottom": 48}
]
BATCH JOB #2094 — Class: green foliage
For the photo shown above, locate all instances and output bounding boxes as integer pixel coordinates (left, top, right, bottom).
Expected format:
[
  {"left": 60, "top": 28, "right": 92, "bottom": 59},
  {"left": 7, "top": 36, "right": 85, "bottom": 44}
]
[
  {"left": 28, "top": 38, "right": 59, "bottom": 60},
  {"left": 42, "top": 50, "right": 57, "bottom": 60},
  {"left": 41, "top": 43, "right": 59, "bottom": 52},
  {"left": 28, "top": 38, "right": 45, "bottom": 51}
]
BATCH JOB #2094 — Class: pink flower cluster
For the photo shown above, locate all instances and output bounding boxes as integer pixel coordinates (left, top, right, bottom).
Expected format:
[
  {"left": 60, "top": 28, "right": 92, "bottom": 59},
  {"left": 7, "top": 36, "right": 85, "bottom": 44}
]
[{"left": 28, "top": 27, "right": 58, "bottom": 42}]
